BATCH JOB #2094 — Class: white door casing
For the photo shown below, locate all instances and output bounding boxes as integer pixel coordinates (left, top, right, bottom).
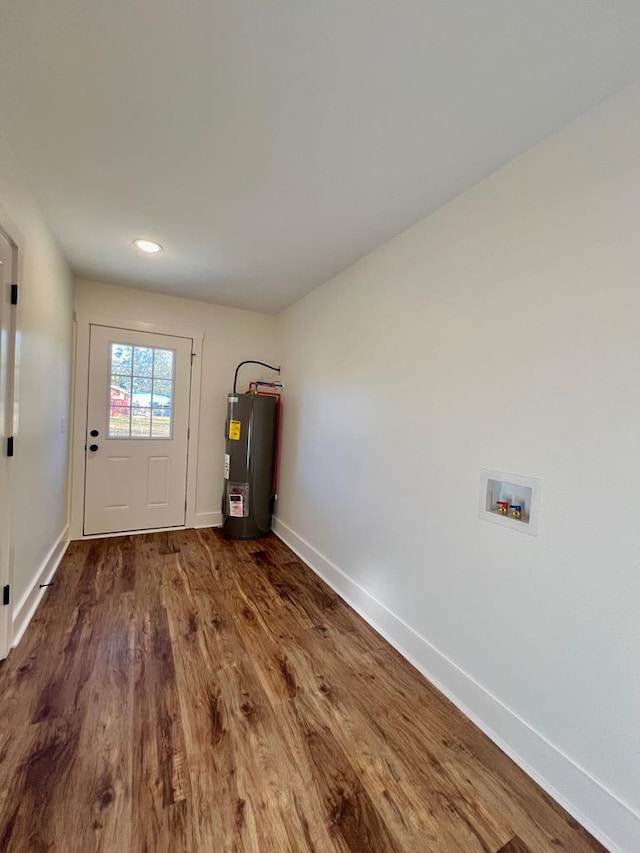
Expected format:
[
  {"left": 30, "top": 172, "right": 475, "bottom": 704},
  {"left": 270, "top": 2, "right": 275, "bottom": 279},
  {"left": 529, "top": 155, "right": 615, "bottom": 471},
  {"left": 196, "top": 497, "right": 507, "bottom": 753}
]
[
  {"left": 0, "top": 227, "right": 16, "bottom": 658},
  {"left": 83, "top": 324, "right": 193, "bottom": 535}
]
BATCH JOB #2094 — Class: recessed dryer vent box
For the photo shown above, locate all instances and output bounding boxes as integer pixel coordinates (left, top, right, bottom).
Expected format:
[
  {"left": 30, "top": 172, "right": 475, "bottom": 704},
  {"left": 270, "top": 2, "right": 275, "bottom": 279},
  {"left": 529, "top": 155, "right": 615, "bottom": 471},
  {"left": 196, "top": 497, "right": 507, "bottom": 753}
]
[{"left": 479, "top": 469, "right": 542, "bottom": 536}]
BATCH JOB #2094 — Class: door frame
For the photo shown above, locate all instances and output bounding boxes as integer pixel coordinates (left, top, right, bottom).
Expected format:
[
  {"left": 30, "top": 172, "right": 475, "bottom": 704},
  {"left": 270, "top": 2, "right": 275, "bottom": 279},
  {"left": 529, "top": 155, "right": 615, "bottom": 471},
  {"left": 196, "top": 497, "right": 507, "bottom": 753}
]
[
  {"left": 70, "top": 313, "right": 203, "bottom": 540},
  {"left": 0, "top": 210, "right": 22, "bottom": 657}
]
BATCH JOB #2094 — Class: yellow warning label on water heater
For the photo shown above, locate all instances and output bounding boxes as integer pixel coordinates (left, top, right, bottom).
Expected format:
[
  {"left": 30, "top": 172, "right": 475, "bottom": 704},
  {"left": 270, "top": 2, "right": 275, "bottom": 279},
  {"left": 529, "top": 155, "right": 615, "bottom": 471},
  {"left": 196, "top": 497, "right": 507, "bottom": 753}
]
[{"left": 229, "top": 420, "right": 241, "bottom": 441}]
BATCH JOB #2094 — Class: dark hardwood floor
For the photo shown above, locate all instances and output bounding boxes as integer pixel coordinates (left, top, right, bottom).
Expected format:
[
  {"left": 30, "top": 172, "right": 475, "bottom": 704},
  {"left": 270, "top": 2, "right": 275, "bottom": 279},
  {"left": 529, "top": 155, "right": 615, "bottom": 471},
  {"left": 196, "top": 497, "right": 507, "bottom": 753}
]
[{"left": 0, "top": 529, "right": 605, "bottom": 852}]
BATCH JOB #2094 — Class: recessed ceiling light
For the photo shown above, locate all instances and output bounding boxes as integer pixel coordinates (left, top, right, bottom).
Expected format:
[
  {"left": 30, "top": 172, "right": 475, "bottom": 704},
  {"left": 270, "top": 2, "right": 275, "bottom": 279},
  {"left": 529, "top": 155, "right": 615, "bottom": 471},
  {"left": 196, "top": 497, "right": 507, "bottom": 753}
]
[{"left": 133, "top": 238, "right": 163, "bottom": 254}]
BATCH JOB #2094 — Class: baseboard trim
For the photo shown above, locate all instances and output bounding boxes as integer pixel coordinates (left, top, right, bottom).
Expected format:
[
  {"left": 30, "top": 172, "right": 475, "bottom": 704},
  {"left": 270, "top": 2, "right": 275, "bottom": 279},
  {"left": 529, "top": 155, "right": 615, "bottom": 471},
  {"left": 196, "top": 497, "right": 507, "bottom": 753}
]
[
  {"left": 273, "top": 516, "right": 640, "bottom": 853},
  {"left": 193, "top": 511, "right": 222, "bottom": 529},
  {"left": 12, "top": 526, "right": 70, "bottom": 649}
]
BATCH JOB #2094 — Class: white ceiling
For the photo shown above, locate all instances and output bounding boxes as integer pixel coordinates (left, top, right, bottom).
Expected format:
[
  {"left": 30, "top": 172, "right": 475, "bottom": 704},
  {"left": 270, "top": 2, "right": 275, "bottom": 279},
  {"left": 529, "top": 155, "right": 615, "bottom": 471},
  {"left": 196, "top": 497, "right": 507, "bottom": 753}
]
[{"left": 1, "top": 1, "right": 640, "bottom": 314}]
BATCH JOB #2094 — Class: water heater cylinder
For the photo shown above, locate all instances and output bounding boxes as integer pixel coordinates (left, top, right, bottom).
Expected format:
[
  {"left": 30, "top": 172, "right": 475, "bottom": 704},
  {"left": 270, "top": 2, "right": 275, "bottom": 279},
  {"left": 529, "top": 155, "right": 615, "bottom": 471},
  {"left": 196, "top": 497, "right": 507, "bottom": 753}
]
[{"left": 222, "top": 393, "right": 277, "bottom": 539}]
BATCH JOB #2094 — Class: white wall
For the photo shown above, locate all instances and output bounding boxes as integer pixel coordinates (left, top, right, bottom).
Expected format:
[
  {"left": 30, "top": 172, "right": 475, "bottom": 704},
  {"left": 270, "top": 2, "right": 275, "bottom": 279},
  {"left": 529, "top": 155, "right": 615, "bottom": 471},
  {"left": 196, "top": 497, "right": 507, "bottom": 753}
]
[
  {"left": 0, "top": 132, "right": 74, "bottom": 642},
  {"left": 74, "top": 279, "right": 279, "bottom": 530},
  {"left": 275, "top": 81, "right": 640, "bottom": 851}
]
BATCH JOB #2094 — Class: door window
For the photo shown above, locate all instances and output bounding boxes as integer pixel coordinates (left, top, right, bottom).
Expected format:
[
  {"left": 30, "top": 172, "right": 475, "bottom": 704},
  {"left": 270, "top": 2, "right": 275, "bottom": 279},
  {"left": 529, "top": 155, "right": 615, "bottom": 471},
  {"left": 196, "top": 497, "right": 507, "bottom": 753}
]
[{"left": 108, "top": 343, "right": 175, "bottom": 438}]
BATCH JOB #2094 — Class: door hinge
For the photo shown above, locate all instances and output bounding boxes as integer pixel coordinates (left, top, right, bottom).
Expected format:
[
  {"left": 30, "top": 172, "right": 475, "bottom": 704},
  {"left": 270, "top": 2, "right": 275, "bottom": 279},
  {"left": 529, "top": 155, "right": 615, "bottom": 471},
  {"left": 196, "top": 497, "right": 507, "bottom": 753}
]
[
  {"left": 10, "top": 283, "right": 18, "bottom": 305},
  {"left": 187, "top": 427, "right": 190, "bottom": 439},
  {"left": 6, "top": 436, "right": 14, "bottom": 457},
  {"left": 2, "top": 585, "right": 9, "bottom": 606},
  {"left": 191, "top": 352, "right": 196, "bottom": 364}
]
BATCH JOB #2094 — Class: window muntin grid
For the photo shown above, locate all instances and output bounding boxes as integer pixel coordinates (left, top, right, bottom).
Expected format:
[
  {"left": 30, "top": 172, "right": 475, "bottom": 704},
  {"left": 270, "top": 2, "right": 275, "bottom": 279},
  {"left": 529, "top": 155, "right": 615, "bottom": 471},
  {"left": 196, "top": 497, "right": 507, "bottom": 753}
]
[{"left": 108, "top": 344, "right": 175, "bottom": 439}]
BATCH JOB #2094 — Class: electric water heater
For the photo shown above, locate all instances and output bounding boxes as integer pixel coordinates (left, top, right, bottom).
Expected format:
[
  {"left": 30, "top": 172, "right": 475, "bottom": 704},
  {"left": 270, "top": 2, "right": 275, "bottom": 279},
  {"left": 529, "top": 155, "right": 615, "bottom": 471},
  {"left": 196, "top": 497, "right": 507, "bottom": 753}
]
[{"left": 222, "top": 381, "right": 279, "bottom": 539}]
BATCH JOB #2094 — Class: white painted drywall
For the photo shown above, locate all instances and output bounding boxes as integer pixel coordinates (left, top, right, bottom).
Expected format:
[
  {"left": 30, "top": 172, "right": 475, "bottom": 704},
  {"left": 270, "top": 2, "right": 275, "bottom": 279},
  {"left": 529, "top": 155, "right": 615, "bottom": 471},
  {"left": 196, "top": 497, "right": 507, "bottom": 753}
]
[
  {"left": 4, "top": 1, "right": 640, "bottom": 312},
  {"left": 0, "top": 133, "right": 74, "bottom": 617},
  {"left": 73, "top": 279, "right": 279, "bottom": 528},
  {"left": 276, "top": 80, "right": 640, "bottom": 846}
]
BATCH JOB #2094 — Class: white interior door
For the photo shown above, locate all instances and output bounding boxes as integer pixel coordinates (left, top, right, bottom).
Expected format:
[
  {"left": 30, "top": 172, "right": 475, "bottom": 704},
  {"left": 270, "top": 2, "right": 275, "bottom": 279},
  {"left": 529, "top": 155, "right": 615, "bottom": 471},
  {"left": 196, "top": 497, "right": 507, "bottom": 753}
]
[
  {"left": 0, "top": 228, "right": 15, "bottom": 658},
  {"left": 84, "top": 324, "right": 193, "bottom": 535}
]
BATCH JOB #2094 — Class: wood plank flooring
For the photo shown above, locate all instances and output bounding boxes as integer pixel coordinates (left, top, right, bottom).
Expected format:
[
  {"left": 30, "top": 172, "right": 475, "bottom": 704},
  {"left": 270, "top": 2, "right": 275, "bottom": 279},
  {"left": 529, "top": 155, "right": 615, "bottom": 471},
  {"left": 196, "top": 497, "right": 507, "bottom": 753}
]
[{"left": 0, "top": 529, "right": 606, "bottom": 852}]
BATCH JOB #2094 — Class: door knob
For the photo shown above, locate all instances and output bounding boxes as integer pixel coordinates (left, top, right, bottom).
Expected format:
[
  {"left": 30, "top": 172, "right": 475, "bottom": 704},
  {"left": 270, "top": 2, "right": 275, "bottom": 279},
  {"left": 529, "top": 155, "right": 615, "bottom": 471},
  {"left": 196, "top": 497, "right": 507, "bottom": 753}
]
[
  {"left": 90, "top": 429, "right": 99, "bottom": 437},
  {"left": 89, "top": 444, "right": 99, "bottom": 452}
]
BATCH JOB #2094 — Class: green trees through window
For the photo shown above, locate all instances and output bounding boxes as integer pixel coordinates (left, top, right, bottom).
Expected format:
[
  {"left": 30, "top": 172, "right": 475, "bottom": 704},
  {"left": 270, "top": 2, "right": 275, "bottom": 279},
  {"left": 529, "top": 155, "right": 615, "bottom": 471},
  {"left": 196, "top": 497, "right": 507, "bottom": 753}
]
[{"left": 109, "top": 344, "right": 175, "bottom": 438}]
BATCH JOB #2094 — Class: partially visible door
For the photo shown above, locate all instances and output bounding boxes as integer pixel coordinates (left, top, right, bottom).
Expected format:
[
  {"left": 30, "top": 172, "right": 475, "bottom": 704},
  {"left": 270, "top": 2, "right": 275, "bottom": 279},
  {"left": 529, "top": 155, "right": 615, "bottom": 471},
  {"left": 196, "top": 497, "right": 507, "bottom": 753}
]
[
  {"left": 0, "top": 228, "right": 16, "bottom": 658},
  {"left": 84, "top": 325, "right": 193, "bottom": 535}
]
